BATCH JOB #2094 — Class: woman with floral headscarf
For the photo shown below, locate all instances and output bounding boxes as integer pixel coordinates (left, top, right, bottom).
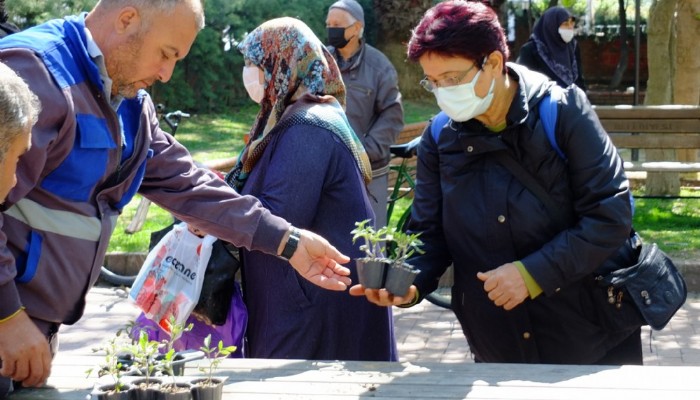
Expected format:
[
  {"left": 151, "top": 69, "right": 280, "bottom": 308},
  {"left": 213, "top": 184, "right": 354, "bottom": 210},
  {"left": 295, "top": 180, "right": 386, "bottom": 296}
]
[
  {"left": 226, "top": 17, "right": 397, "bottom": 361},
  {"left": 517, "top": 6, "right": 586, "bottom": 91}
]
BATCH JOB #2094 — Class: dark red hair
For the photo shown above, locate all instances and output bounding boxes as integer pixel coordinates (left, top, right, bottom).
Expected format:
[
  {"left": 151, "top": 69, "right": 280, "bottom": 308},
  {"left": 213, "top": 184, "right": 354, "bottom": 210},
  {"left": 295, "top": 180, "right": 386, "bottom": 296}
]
[{"left": 407, "top": 0, "right": 509, "bottom": 73}]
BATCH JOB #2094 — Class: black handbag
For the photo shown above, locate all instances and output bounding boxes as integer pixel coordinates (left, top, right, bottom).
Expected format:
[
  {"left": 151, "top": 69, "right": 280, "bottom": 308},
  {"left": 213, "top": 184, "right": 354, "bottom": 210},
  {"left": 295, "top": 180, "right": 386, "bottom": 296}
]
[
  {"left": 594, "top": 236, "right": 687, "bottom": 331},
  {"left": 149, "top": 224, "right": 241, "bottom": 326},
  {"left": 488, "top": 147, "right": 687, "bottom": 332}
]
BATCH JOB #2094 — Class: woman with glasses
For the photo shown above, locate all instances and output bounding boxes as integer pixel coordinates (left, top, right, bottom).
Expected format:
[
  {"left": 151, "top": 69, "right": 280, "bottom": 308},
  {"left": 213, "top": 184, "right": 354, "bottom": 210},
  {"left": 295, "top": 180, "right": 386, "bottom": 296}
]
[
  {"left": 517, "top": 6, "right": 587, "bottom": 91},
  {"left": 351, "top": 0, "right": 641, "bottom": 365}
]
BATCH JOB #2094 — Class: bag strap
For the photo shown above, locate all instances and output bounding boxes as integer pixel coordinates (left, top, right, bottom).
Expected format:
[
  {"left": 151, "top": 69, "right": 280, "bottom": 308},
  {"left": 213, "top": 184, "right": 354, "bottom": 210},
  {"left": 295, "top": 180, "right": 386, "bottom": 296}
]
[
  {"left": 493, "top": 87, "right": 572, "bottom": 229},
  {"left": 491, "top": 150, "right": 573, "bottom": 230}
]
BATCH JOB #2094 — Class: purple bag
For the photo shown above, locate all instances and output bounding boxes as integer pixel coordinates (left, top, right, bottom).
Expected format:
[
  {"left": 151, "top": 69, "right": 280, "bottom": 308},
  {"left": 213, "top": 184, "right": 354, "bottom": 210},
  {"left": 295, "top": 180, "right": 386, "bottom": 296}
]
[{"left": 132, "top": 281, "right": 247, "bottom": 358}]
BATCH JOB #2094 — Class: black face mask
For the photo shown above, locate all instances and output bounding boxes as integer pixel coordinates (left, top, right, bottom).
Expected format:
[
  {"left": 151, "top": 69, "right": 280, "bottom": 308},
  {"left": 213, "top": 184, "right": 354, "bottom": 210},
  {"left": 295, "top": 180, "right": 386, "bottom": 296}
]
[{"left": 327, "top": 26, "right": 351, "bottom": 49}]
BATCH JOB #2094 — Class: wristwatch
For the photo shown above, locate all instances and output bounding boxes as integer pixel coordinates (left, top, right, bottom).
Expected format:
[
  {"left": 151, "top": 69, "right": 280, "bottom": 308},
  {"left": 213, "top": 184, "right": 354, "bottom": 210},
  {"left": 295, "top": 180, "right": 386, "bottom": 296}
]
[{"left": 281, "top": 228, "right": 301, "bottom": 260}]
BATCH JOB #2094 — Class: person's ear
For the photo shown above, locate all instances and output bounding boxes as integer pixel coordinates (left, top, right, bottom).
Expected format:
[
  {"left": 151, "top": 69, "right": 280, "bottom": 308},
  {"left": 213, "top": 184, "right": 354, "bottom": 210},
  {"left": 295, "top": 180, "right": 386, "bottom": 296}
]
[
  {"left": 349, "top": 21, "right": 361, "bottom": 36},
  {"left": 483, "top": 51, "right": 503, "bottom": 73},
  {"left": 114, "top": 6, "right": 141, "bottom": 35}
]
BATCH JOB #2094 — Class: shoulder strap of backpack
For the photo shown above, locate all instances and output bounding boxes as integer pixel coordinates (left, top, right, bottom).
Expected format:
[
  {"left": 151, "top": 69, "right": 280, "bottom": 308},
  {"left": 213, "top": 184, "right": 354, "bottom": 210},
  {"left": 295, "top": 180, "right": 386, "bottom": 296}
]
[
  {"left": 539, "top": 85, "right": 565, "bottom": 161},
  {"left": 430, "top": 111, "right": 450, "bottom": 143}
]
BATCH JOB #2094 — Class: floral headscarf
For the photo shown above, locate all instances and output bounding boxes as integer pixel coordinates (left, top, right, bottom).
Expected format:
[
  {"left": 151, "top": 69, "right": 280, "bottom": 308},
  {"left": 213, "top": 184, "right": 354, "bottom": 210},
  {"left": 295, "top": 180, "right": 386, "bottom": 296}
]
[{"left": 226, "top": 17, "right": 371, "bottom": 191}]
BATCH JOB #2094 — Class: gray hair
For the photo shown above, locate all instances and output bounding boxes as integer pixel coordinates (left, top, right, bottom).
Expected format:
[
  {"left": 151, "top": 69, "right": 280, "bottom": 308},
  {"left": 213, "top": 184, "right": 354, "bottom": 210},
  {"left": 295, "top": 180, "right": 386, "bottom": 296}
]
[
  {"left": 95, "top": 0, "right": 205, "bottom": 30},
  {"left": 340, "top": 13, "right": 364, "bottom": 39},
  {"left": 0, "top": 62, "right": 39, "bottom": 159}
]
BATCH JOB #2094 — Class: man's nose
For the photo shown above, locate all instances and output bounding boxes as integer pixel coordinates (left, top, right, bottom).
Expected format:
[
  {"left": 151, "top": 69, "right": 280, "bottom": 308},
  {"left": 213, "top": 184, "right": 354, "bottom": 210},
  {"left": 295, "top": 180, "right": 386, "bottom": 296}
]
[{"left": 158, "top": 60, "right": 177, "bottom": 83}]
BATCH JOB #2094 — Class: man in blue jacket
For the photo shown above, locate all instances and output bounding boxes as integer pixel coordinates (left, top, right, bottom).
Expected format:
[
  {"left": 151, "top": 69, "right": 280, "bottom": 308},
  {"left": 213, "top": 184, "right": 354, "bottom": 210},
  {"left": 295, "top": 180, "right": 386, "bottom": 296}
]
[{"left": 0, "top": 0, "right": 351, "bottom": 393}]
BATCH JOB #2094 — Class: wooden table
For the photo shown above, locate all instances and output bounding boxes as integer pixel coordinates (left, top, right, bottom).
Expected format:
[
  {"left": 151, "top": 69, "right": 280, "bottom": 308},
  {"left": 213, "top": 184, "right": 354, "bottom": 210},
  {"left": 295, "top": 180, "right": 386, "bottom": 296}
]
[{"left": 11, "top": 355, "right": 700, "bottom": 399}]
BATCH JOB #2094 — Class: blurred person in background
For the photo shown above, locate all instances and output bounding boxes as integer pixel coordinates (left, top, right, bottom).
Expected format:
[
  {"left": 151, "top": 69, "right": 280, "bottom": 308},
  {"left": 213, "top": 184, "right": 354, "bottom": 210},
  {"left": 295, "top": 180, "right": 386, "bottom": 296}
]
[
  {"left": 325, "top": 0, "right": 404, "bottom": 230},
  {"left": 517, "top": 6, "right": 586, "bottom": 91}
]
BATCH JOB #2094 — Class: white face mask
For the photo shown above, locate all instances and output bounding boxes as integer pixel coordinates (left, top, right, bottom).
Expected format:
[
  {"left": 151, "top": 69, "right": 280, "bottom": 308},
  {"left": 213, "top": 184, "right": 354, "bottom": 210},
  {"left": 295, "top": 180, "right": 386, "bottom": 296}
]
[
  {"left": 558, "top": 28, "right": 575, "bottom": 43},
  {"left": 433, "top": 70, "right": 495, "bottom": 122},
  {"left": 243, "top": 65, "right": 265, "bottom": 104}
]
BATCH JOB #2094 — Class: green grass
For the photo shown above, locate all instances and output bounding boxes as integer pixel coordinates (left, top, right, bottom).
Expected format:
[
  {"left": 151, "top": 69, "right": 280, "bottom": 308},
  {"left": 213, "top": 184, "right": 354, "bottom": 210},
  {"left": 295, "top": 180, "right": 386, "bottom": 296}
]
[
  {"left": 632, "top": 189, "right": 700, "bottom": 260},
  {"left": 402, "top": 99, "right": 440, "bottom": 124},
  {"left": 108, "top": 100, "right": 700, "bottom": 262}
]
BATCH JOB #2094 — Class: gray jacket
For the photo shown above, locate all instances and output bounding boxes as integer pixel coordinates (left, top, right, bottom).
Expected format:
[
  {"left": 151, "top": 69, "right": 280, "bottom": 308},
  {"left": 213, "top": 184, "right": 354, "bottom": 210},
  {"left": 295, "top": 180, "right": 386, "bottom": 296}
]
[{"left": 330, "top": 42, "right": 403, "bottom": 173}]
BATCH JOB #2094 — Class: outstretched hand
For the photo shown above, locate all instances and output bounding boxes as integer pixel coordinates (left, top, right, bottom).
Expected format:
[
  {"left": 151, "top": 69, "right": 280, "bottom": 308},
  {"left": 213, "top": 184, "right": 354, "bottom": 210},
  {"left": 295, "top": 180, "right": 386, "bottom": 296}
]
[
  {"left": 288, "top": 229, "right": 352, "bottom": 290},
  {"left": 349, "top": 284, "right": 417, "bottom": 307},
  {"left": 0, "top": 310, "right": 52, "bottom": 388}
]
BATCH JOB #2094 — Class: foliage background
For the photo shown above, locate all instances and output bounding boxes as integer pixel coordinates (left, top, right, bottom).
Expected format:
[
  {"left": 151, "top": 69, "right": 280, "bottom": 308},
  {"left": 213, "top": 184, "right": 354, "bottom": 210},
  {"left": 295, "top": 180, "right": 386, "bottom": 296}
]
[{"left": 5, "top": 0, "right": 651, "bottom": 112}]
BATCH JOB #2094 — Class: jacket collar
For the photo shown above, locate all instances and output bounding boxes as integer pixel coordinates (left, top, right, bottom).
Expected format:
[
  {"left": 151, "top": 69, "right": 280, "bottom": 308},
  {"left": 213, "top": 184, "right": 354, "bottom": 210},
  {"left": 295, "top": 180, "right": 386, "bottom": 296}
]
[
  {"left": 506, "top": 62, "right": 555, "bottom": 127},
  {"left": 331, "top": 39, "right": 365, "bottom": 72}
]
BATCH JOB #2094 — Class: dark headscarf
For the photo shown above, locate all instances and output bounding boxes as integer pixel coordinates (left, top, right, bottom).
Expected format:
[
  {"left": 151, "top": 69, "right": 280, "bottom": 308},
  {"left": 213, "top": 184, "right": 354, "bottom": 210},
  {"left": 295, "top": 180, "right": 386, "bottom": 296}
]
[
  {"left": 226, "top": 17, "right": 371, "bottom": 191},
  {"left": 530, "top": 6, "right": 578, "bottom": 86}
]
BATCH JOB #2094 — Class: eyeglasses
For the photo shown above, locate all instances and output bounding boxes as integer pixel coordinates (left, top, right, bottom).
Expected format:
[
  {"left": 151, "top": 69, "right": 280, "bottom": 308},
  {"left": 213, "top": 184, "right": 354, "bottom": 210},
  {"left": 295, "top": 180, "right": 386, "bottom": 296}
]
[{"left": 419, "top": 63, "right": 479, "bottom": 93}]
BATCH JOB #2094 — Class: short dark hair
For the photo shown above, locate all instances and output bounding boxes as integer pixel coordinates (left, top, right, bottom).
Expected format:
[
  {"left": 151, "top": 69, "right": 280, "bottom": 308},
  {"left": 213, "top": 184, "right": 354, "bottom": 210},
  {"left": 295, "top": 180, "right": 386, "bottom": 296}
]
[{"left": 407, "top": 0, "right": 509, "bottom": 73}]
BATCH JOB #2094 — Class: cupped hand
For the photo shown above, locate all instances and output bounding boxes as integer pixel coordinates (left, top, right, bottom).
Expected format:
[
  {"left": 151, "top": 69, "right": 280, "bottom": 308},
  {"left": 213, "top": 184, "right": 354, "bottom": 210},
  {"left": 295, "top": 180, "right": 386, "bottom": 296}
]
[
  {"left": 0, "top": 310, "right": 52, "bottom": 387},
  {"left": 349, "top": 284, "right": 417, "bottom": 307},
  {"left": 477, "top": 262, "right": 529, "bottom": 310},
  {"left": 289, "top": 229, "right": 352, "bottom": 290}
]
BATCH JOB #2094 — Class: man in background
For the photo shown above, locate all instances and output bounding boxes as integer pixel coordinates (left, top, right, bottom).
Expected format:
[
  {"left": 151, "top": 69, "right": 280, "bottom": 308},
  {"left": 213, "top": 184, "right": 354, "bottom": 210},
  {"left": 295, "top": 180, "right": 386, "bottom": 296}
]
[{"left": 325, "top": 0, "right": 404, "bottom": 229}]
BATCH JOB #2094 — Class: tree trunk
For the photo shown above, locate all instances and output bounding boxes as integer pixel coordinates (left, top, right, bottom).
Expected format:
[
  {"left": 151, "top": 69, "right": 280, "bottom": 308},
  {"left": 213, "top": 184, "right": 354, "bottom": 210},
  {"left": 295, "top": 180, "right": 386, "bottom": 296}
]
[
  {"left": 673, "top": 0, "right": 700, "bottom": 179},
  {"left": 372, "top": 0, "right": 434, "bottom": 101},
  {"left": 609, "top": 0, "right": 629, "bottom": 89},
  {"left": 644, "top": 0, "right": 679, "bottom": 196},
  {"left": 0, "top": 0, "right": 7, "bottom": 23},
  {"left": 673, "top": 0, "right": 700, "bottom": 106},
  {"left": 645, "top": 0, "right": 675, "bottom": 105}
]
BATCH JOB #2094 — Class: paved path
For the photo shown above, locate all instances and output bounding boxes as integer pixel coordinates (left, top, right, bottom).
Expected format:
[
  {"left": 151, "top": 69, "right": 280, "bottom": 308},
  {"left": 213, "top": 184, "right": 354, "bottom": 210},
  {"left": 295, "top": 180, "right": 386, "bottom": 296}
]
[{"left": 58, "top": 286, "right": 700, "bottom": 366}]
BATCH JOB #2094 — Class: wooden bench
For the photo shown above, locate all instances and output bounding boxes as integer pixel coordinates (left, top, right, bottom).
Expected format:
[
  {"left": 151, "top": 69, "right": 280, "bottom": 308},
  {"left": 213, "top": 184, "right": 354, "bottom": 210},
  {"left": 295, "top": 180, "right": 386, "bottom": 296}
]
[{"left": 594, "top": 105, "right": 700, "bottom": 174}]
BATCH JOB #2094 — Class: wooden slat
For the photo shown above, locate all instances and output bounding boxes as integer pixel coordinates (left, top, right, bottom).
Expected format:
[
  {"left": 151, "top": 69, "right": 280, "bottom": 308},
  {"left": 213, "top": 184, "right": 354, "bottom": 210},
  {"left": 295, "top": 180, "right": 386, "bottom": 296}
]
[
  {"left": 397, "top": 121, "right": 427, "bottom": 144},
  {"left": 609, "top": 133, "right": 700, "bottom": 148},
  {"left": 594, "top": 105, "right": 700, "bottom": 119},
  {"left": 600, "top": 119, "right": 700, "bottom": 134},
  {"left": 623, "top": 161, "right": 700, "bottom": 172}
]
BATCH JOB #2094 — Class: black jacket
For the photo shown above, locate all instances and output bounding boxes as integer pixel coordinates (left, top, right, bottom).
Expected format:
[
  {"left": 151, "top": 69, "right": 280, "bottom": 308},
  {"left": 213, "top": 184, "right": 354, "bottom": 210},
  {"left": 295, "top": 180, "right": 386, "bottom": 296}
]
[{"left": 408, "top": 63, "right": 632, "bottom": 363}]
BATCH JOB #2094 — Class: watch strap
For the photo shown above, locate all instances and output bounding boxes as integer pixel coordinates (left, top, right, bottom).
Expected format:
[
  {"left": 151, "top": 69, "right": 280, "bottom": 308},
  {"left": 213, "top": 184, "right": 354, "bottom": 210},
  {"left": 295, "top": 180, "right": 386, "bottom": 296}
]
[{"left": 281, "top": 228, "right": 301, "bottom": 260}]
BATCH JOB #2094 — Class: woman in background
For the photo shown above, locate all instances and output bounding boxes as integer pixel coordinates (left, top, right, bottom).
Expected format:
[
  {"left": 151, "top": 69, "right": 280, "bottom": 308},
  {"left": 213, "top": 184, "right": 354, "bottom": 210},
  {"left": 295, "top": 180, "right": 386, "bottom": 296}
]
[{"left": 517, "top": 6, "right": 586, "bottom": 91}]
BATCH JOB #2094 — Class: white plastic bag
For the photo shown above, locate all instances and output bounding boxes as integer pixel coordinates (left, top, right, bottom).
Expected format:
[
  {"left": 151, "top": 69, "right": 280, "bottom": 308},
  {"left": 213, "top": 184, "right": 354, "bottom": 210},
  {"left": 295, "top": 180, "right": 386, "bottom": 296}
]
[{"left": 129, "top": 222, "right": 216, "bottom": 333}]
